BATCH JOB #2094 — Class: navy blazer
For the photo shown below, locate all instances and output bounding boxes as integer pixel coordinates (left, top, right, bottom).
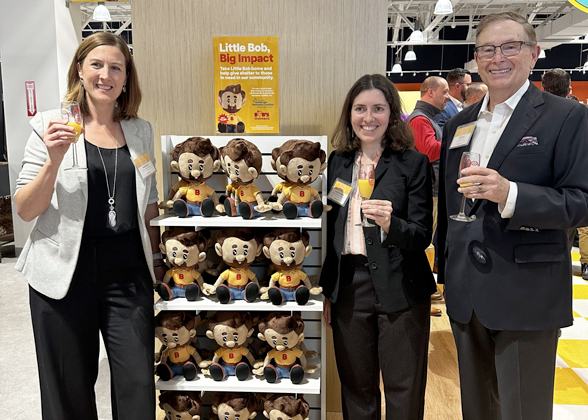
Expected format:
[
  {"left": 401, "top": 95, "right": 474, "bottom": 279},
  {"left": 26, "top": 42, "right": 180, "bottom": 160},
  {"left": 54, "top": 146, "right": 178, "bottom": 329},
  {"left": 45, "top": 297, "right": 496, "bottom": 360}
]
[
  {"left": 319, "top": 147, "right": 436, "bottom": 313},
  {"left": 434, "top": 99, "right": 459, "bottom": 130},
  {"left": 437, "top": 84, "right": 588, "bottom": 330}
]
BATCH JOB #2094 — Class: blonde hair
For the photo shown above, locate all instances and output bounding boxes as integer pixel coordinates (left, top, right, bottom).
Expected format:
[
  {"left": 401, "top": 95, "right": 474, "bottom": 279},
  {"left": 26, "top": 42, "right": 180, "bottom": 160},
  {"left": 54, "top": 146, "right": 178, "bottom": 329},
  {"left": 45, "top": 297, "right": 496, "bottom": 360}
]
[{"left": 65, "top": 32, "right": 141, "bottom": 121}]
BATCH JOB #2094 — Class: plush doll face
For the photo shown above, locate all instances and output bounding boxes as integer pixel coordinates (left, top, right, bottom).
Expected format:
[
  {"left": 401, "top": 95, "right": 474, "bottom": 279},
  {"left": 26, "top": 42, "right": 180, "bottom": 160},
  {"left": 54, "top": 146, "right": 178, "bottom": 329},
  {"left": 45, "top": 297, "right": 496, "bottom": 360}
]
[
  {"left": 266, "top": 410, "right": 305, "bottom": 420},
  {"left": 172, "top": 152, "right": 218, "bottom": 183},
  {"left": 216, "top": 237, "right": 261, "bottom": 268},
  {"left": 261, "top": 328, "right": 302, "bottom": 352},
  {"left": 160, "top": 238, "right": 206, "bottom": 267},
  {"left": 162, "top": 403, "right": 200, "bottom": 420},
  {"left": 214, "top": 403, "right": 255, "bottom": 420},
  {"left": 281, "top": 156, "right": 323, "bottom": 186},
  {"left": 207, "top": 323, "right": 253, "bottom": 349},
  {"left": 221, "top": 155, "right": 258, "bottom": 185},
  {"left": 264, "top": 239, "right": 311, "bottom": 269},
  {"left": 155, "top": 325, "right": 196, "bottom": 349},
  {"left": 219, "top": 91, "right": 246, "bottom": 114}
]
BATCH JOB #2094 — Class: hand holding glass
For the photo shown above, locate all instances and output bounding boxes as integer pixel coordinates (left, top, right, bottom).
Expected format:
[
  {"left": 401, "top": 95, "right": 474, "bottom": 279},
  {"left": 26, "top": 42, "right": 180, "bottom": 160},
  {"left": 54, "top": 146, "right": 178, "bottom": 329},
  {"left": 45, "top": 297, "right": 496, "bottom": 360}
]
[
  {"left": 356, "top": 163, "right": 376, "bottom": 227},
  {"left": 61, "top": 101, "right": 83, "bottom": 170},
  {"left": 450, "top": 151, "right": 480, "bottom": 222}
]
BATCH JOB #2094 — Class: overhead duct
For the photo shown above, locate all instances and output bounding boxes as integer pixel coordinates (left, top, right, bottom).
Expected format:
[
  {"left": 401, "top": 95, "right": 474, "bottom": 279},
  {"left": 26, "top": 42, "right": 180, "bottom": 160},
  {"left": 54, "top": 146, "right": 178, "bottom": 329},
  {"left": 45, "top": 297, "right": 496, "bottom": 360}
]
[{"left": 535, "top": 7, "right": 588, "bottom": 50}]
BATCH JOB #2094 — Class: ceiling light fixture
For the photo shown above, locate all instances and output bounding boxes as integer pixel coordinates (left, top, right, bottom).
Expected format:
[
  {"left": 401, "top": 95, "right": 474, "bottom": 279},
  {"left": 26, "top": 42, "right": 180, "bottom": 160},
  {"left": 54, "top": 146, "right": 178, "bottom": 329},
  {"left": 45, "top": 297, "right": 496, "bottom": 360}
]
[
  {"left": 405, "top": 49, "right": 417, "bottom": 61},
  {"left": 538, "top": 50, "right": 546, "bottom": 59},
  {"left": 434, "top": 0, "right": 453, "bottom": 16},
  {"left": 392, "top": 62, "right": 403, "bottom": 73},
  {"left": 409, "top": 29, "right": 424, "bottom": 43},
  {"left": 93, "top": 2, "right": 111, "bottom": 22}
]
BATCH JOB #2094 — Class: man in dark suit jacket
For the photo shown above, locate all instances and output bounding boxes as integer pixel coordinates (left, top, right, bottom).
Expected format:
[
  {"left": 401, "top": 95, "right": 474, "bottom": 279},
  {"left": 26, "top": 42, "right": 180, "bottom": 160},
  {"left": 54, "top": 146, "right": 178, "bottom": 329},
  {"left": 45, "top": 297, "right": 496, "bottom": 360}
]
[
  {"left": 434, "top": 68, "right": 471, "bottom": 129},
  {"left": 437, "top": 12, "right": 588, "bottom": 420}
]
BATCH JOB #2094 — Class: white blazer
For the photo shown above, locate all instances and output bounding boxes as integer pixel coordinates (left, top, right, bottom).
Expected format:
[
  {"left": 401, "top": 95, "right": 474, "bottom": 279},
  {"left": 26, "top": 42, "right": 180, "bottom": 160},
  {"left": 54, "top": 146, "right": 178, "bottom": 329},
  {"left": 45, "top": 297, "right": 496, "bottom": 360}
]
[{"left": 14, "top": 109, "right": 159, "bottom": 300}]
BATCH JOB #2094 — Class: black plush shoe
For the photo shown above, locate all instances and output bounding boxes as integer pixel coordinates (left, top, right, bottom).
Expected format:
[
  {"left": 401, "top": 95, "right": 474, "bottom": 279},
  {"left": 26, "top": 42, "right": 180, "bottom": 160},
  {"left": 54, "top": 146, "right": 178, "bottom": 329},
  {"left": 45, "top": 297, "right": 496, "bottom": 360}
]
[
  {"left": 235, "top": 362, "right": 250, "bottom": 381},
  {"left": 201, "top": 198, "right": 215, "bottom": 217},
  {"left": 268, "top": 287, "right": 284, "bottom": 305},
  {"left": 224, "top": 198, "right": 237, "bottom": 217},
  {"left": 216, "top": 284, "right": 231, "bottom": 304},
  {"left": 245, "top": 282, "right": 259, "bottom": 302},
  {"left": 182, "top": 362, "right": 197, "bottom": 381},
  {"left": 156, "top": 363, "right": 173, "bottom": 381},
  {"left": 582, "top": 263, "right": 588, "bottom": 281},
  {"left": 209, "top": 363, "right": 225, "bottom": 381},
  {"left": 295, "top": 286, "right": 310, "bottom": 305},
  {"left": 173, "top": 199, "right": 189, "bottom": 218},
  {"left": 185, "top": 283, "right": 200, "bottom": 301},
  {"left": 239, "top": 202, "right": 253, "bottom": 220},
  {"left": 264, "top": 365, "right": 278, "bottom": 383},
  {"left": 283, "top": 202, "right": 298, "bottom": 219},
  {"left": 290, "top": 365, "right": 305, "bottom": 384},
  {"left": 309, "top": 200, "right": 324, "bottom": 218},
  {"left": 157, "top": 283, "right": 172, "bottom": 301}
]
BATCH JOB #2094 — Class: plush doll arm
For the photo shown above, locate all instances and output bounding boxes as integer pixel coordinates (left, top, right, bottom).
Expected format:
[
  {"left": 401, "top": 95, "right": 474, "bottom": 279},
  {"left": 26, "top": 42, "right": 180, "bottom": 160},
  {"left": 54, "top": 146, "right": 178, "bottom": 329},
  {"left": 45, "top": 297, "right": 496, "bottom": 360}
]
[
  {"left": 252, "top": 354, "right": 270, "bottom": 375},
  {"left": 253, "top": 191, "right": 271, "bottom": 212},
  {"left": 298, "top": 341, "right": 318, "bottom": 360},
  {"left": 301, "top": 275, "right": 322, "bottom": 295},
  {"left": 192, "top": 415, "right": 200, "bottom": 420},
  {"left": 164, "top": 188, "right": 184, "bottom": 208},
  {"left": 205, "top": 274, "right": 227, "bottom": 295},
  {"left": 209, "top": 191, "right": 226, "bottom": 214}
]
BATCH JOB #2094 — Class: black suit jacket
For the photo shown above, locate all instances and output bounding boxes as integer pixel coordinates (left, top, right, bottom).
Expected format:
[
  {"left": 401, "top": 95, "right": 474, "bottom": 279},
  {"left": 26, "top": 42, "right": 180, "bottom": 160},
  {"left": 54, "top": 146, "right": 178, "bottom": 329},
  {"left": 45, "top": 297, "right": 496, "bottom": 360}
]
[
  {"left": 320, "top": 147, "right": 436, "bottom": 314},
  {"left": 437, "top": 83, "right": 588, "bottom": 330}
]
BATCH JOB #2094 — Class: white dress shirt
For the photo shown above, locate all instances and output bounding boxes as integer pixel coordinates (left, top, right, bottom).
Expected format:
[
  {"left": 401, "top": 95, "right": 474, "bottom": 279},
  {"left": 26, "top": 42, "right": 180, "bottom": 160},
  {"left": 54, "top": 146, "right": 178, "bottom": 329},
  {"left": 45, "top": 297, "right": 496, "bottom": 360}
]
[
  {"left": 469, "top": 79, "right": 530, "bottom": 218},
  {"left": 449, "top": 94, "right": 464, "bottom": 112}
]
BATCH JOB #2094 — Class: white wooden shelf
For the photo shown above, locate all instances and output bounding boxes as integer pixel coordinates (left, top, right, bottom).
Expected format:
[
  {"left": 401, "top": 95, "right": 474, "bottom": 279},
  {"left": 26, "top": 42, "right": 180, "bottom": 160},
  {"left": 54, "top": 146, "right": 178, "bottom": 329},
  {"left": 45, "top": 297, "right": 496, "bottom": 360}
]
[
  {"left": 150, "top": 212, "right": 322, "bottom": 228},
  {"left": 154, "top": 295, "right": 324, "bottom": 311},
  {"left": 156, "top": 368, "right": 321, "bottom": 394}
]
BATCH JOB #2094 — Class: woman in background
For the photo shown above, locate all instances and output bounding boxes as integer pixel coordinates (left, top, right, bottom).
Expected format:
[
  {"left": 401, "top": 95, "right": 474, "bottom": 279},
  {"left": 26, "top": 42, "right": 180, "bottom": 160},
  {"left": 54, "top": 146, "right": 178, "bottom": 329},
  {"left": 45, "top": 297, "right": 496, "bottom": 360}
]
[
  {"left": 14, "top": 33, "right": 162, "bottom": 420},
  {"left": 321, "top": 74, "right": 436, "bottom": 420}
]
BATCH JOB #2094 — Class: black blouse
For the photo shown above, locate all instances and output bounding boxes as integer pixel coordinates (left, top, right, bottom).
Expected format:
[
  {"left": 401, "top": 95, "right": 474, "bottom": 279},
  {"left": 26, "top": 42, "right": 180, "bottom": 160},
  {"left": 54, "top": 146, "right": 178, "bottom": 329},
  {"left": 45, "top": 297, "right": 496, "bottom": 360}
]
[{"left": 83, "top": 140, "right": 138, "bottom": 236}]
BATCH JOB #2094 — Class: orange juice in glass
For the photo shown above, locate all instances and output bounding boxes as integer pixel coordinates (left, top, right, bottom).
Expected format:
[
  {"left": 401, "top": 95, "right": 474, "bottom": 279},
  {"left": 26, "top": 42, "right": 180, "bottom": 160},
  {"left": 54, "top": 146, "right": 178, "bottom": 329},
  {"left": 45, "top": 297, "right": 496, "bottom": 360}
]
[
  {"left": 356, "top": 163, "right": 376, "bottom": 227},
  {"left": 61, "top": 101, "right": 84, "bottom": 170}
]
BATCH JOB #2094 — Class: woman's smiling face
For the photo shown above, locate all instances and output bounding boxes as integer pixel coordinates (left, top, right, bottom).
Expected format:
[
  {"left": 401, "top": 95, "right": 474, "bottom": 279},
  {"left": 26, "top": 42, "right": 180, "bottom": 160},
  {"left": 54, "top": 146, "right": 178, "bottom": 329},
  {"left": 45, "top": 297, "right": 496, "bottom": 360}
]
[
  {"left": 78, "top": 45, "right": 127, "bottom": 107},
  {"left": 350, "top": 88, "right": 390, "bottom": 148}
]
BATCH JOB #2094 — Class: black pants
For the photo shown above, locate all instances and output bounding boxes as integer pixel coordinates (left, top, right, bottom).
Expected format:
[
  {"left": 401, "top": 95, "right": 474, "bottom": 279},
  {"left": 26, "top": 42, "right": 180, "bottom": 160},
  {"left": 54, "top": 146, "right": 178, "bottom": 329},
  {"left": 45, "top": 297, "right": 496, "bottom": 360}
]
[
  {"left": 29, "top": 228, "right": 155, "bottom": 420},
  {"left": 331, "top": 255, "right": 431, "bottom": 420},
  {"left": 451, "top": 312, "right": 559, "bottom": 420}
]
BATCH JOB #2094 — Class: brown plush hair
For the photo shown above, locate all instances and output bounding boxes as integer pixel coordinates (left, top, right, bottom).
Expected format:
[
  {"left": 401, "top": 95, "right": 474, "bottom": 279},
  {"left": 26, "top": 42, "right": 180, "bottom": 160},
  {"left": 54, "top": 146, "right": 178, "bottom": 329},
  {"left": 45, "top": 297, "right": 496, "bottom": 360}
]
[
  {"left": 158, "top": 391, "right": 202, "bottom": 415},
  {"left": 215, "top": 228, "right": 258, "bottom": 246},
  {"left": 272, "top": 140, "right": 326, "bottom": 181},
  {"left": 264, "top": 395, "right": 310, "bottom": 418},
  {"left": 161, "top": 229, "right": 208, "bottom": 252},
  {"left": 171, "top": 137, "right": 220, "bottom": 162},
  {"left": 207, "top": 311, "right": 253, "bottom": 332},
  {"left": 263, "top": 228, "right": 310, "bottom": 249},
  {"left": 219, "top": 138, "right": 262, "bottom": 174},
  {"left": 218, "top": 84, "right": 246, "bottom": 100},
  {"left": 258, "top": 312, "right": 305, "bottom": 335},
  {"left": 212, "top": 392, "right": 257, "bottom": 412},
  {"left": 155, "top": 311, "right": 196, "bottom": 331}
]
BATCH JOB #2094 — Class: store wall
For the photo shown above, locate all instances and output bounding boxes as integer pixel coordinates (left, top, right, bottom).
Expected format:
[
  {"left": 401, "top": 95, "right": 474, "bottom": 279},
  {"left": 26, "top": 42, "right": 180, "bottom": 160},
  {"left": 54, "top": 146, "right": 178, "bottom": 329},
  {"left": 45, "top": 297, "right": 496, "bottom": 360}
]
[
  {"left": 131, "top": 0, "right": 388, "bottom": 411},
  {"left": 0, "top": 0, "right": 81, "bottom": 249}
]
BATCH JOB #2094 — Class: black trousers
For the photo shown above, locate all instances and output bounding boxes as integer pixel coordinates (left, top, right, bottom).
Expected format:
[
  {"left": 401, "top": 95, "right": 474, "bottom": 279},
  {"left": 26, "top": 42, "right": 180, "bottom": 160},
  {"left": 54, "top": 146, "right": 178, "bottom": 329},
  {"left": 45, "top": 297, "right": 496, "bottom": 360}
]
[
  {"left": 331, "top": 255, "right": 431, "bottom": 420},
  {"left": 29, "top": 228, "right": 155, "bottom": 420},
  {"left": 450, "top": 312, "right": 559, "bottom": 420}
]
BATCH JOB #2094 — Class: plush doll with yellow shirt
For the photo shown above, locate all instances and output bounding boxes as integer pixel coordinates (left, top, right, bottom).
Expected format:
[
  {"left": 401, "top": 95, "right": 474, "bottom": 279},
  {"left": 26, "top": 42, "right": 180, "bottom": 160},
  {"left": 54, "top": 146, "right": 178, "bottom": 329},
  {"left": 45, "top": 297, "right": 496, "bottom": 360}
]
[
  {"left": 263, "top": 394, "right": 310, "bottom": 420},
  {"left": 202, "top": 312, "right": 263, "bottom": 381},
  {"left": 155, "top": 311, "right": 210, "bottom": 381},
  {"left": 260, "top": 229, "right": 322, "bottom": 305},
  {"left": 158, "top": 391, "right": 202, "bottom": 420},
  {"left": 212, "top": 392, "right": 258, "bottom": 420},
  {"left": 156, "top": 229, "right": 215, "bottom": 301},
  {"left": 268, "top": 140, "right": 331, "bottom": 219},
  {"left": 220, "top": 138, "right": 271, "bottom": 219},
  {"left": 253, "top": 312, "right": 318, "bottom": 384},
  {"left": 162, "top": 137, "right": 225, "bottom": 217},
  {"left": 209, "top": 228, "right": 262, "bottom": 304}
]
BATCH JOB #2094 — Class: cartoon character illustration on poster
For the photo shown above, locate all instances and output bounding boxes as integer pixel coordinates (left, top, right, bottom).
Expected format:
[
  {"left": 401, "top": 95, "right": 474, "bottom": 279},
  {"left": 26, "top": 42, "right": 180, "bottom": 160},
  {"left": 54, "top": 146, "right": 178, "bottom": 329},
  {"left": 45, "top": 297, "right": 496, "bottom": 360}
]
[
  {"left": 156, "top": 228, "right": 216, "bottom": 301},
  {"left": 158, "top": 391, "right": 202, "bottom": 420},
  {"left": 211, "top": 392, "right": 258, "bottom": 420},
  {"left": 208, "top": 228, "right": 262, "bottom": 304},
  {"left": 253, "top": 312, "right": 318, "bottom": 384},
  {"left": 261, "top": 228, "right": 322, "bottom": 305},
  {"left": 220, "top": 138, "right": 271, "bottom": 219},
  {"left": 218, "top": 84, "right": 247, "bottom": 133},
  {"left": 263, "top": 394, "right": 311, "bottom": 420},
  {"left": 155, "top": 311, "right": 210, "bottom": 381},
  {"left": 161, "top": 137, "right": 225, "bottom": 218},
  {"left": 203, "top": 312, "right": 263, "bottom": 381},
  {"left": 268, "top": 140, "right": 331, "bottom": 219}
]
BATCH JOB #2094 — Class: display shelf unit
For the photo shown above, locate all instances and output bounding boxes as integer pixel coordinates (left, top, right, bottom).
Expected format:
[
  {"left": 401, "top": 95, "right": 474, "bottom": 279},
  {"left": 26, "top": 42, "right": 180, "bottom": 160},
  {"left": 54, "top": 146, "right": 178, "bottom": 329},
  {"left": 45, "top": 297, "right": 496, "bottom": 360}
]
[{"left": 152, "top": 135, "right": 327, "bottom": 420}]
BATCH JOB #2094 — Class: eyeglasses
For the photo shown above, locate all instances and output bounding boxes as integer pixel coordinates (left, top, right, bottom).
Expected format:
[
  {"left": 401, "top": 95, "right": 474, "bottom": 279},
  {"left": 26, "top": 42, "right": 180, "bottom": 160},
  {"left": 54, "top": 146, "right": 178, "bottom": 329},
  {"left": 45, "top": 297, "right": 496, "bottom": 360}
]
[{"left": 474, "top": 41, "right": 533, "bottom": 61}]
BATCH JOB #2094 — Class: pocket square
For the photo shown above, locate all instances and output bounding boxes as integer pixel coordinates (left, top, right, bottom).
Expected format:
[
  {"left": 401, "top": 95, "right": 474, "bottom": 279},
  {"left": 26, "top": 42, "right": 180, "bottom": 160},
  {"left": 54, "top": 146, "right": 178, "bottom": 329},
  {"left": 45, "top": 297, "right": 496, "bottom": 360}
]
[{"left": 517, "top": 136, "right": 538, "bottom": 147}]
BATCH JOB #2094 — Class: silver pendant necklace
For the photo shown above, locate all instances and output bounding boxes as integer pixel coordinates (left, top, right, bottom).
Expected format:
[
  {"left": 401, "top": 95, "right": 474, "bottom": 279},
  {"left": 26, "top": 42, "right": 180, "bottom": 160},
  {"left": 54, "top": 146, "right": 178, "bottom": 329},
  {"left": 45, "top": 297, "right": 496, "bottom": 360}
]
[{"left": 96, "top": 137, "right": 118, "bottom": 228}]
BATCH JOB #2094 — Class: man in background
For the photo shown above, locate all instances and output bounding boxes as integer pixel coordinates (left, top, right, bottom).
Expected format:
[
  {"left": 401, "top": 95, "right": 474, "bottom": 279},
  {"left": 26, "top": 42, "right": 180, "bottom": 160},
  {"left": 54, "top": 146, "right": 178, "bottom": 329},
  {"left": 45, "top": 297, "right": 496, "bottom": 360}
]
[
  {"left": 465, "top": 83, "right": 488, "bottom": 107},
  {"left": 541, "top": 68, "right": 571, "bottom": 98},
  {"left": 434, "top": 68, "right": 472, "bottom": 129}
]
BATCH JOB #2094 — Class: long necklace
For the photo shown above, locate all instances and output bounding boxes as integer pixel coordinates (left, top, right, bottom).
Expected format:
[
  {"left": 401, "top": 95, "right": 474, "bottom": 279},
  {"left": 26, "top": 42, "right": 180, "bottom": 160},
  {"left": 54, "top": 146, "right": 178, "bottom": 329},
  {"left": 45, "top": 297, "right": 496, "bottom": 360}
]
[{"left": 96, "top": 136, "right": 118, "bottom": 228}]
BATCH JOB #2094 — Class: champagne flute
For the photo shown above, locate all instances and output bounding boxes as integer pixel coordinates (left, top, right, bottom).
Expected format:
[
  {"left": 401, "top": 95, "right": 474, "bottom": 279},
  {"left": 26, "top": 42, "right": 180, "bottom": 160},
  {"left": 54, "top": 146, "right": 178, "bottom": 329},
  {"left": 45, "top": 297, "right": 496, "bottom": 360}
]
[
  {"left": 450, "top": 151, "right": 480, "bottom": 222},
  {"left": 356, "top": 163, "right": 375, "bottom": 227},
  {"left": 61, "top": 101, "right": 84, "bottom": 170}
]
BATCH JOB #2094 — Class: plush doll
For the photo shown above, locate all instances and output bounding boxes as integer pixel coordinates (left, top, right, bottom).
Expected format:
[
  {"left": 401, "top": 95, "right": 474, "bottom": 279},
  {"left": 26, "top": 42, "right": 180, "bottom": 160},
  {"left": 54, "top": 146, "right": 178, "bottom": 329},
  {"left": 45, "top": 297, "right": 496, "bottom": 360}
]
[
  {"left": 158, "top": 391, "right": 202, "bottom": 420},
  {"left": 260, "top": 229, "right": 322, "bottom": 305},
  {"left": 263, "top": 395, "right": 310, "bottom": 420},
  {"left": 155, "top": 311, "right": 210, "bottom": 381},
  {"left": 202, "top": 312, "right": 262, "bottom": 381},
  {"left": 268, "top": 140, "right": 330, "bottom": 219},
  {"left": 212, "top": 392, "right": 257, "bottom": 420},
  {"left": 156, "top": 228, "right": 215, "bottom": 301},
  {"left": 253, "top": 312, "right": 318, "bottom": 384},
  {"left": 162, "top": 137, "right": 225, "bottom": 217},
  {"left": 208, "top": 228, "right": 262, "bottom": 304},
  {"left": 220, "top": 138, "right": 271, "bottom": 219},
  {"left": 217, "top": 84, "right": 247, "bottom": 133}
]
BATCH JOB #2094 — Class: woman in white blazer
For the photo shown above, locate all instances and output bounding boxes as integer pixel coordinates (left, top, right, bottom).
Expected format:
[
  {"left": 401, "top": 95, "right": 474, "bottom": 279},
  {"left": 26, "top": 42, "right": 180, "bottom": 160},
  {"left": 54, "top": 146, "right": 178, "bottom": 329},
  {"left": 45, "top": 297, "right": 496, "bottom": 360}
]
[{"left": 14, "top": 33, "right": 162, "bottom": 420}]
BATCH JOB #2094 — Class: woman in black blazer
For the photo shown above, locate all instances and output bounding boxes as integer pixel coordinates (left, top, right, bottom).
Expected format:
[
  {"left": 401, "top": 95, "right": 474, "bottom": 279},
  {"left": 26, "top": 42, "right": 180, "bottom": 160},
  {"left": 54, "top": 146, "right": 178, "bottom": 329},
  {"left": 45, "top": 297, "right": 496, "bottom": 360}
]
[{"left": 320, "top": 74, "right": 436, "bottom": 420}]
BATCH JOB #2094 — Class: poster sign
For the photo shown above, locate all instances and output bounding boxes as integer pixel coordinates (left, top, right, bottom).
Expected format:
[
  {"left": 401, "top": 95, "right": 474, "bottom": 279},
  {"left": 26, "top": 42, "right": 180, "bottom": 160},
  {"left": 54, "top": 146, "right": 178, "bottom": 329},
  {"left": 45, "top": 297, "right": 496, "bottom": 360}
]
[
  {"left": 25, "top": 81, "right": 37, "bottom": 117},
  {"left": 213, "top": 36, "right": 279, "bottom": 134}
]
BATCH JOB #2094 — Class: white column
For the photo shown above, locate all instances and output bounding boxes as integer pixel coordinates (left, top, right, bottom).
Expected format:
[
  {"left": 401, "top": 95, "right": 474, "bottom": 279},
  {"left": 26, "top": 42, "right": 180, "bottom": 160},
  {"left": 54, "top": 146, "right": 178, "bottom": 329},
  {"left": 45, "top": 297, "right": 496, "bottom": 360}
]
[{"left": 0, "top": 0, "right": 81, "bottom": 251}]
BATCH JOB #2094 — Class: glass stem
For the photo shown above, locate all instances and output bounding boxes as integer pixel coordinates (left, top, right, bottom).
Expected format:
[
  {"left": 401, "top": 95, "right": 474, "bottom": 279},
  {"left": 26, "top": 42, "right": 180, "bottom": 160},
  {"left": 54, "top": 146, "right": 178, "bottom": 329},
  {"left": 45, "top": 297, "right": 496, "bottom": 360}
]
[
  {"left": 458, "top": 195, "right": 467, "bottom": 216},
  {"left": 72, "top": 143, "right": 79, "bottom": 167}
]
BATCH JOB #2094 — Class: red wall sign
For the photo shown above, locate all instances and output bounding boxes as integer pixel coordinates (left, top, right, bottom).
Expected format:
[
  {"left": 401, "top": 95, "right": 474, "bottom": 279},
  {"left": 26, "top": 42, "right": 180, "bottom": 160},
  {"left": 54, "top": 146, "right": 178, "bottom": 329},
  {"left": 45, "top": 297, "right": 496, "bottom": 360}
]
[{"left": 25, "top": 81, "right": 37, "bottom": 117}]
